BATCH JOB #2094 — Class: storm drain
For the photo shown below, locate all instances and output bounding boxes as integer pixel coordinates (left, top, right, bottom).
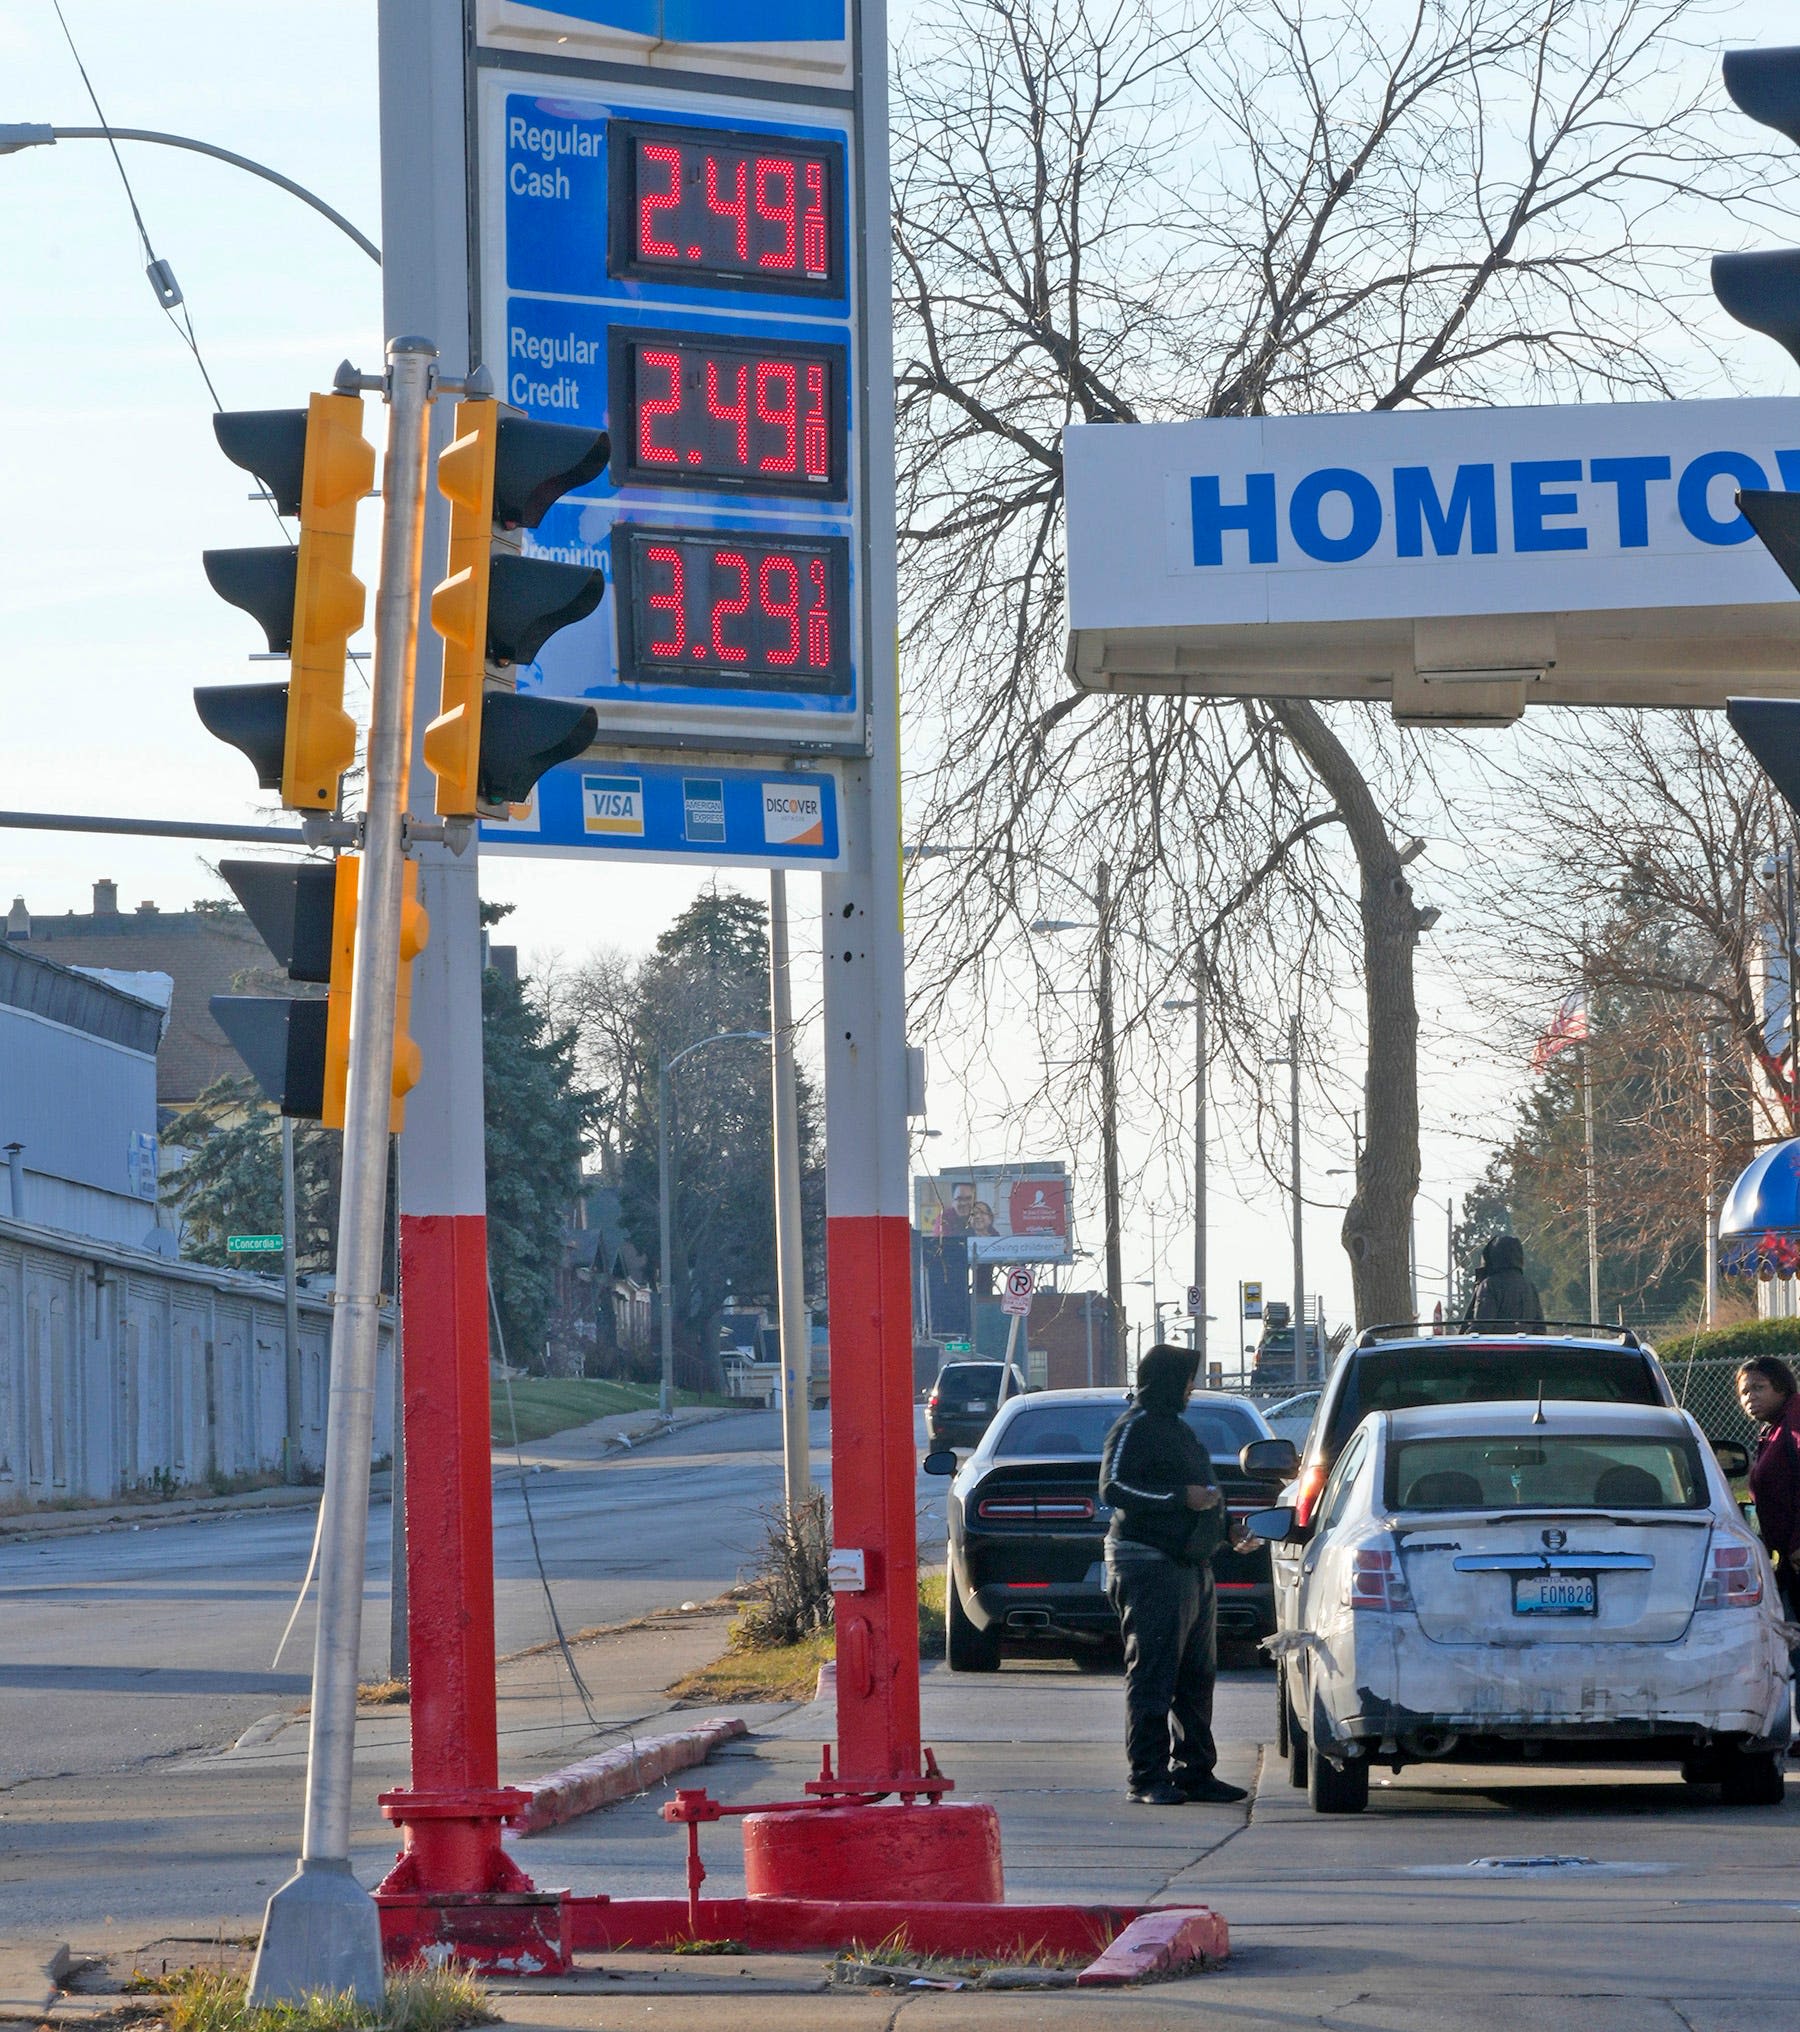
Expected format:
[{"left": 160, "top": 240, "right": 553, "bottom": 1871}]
[
  {"left": 1406, "top": 1853, "right": 1669, "bottom": 1879},
  {"left": 1470, "top": 1854, "right": 1600, "bottom": 1872}
]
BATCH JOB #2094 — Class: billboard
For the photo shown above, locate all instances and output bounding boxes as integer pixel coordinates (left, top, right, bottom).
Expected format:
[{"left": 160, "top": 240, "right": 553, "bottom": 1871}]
[{"left": 913, "top": 1163, "right": 1072, "bottom": 1264}]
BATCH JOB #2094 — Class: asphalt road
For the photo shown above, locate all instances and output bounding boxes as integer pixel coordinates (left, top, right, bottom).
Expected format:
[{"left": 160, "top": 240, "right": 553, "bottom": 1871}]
[{"left": 0, "top": 1406, "right": 948, "bottom": 1793}]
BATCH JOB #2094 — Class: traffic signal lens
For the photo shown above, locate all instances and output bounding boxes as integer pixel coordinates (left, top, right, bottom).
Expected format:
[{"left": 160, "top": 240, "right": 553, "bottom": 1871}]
[
  {"left": 486, "top": 554, "right": 607, "bottom": 666},
  {"left": 493, "top": 415, "right": 609, "bottom": 529},
  {"left": 193, "top": 683, "right": 291, "bottom": 790},
  {"left": 203, "top": 548, "right": 300, "bottom": 655},
  {"left": 212, "top": 408, "right": 309, "bottom": 516}
]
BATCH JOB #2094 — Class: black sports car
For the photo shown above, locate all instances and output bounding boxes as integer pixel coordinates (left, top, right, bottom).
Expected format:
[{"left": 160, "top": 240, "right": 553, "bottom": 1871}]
[{"left": 927, "top": 1386, "right": 1288, "bottom": 1671}]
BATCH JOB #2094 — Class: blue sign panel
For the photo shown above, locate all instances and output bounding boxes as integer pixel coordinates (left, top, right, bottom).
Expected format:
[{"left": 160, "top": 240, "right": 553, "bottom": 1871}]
[
  {"left": 487, "top": 81, "right": 864, "bottom": 757},
  {"left": 480, "top": 758, "right": 843, "bottom": 867},
  {"left": 509, "top": 0, "right": 846, "bottom": 38}
]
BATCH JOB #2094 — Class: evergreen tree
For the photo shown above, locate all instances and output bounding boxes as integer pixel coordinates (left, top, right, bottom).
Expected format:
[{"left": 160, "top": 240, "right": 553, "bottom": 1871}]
[{"left": 161, "top": 1076, "right": 339, "bottom": 1273}]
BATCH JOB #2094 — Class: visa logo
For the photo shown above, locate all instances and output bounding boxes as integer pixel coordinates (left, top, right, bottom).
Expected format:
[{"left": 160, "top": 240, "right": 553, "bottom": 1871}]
[{"left": 582, "top": 775, "right": 645, "bottom": 835}]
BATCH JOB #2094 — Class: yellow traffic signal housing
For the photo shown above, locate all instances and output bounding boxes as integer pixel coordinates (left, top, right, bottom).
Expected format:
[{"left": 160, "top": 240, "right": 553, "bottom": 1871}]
[
  {"left": 424, "top": 400, "right": 607, "bottom": 818},
  {"left": 288, "top": 393, "right": 375, "bottom": 809},
  {"left": 423, "top": 401, "right": 500, "bottom": 816},
  {"left": 389, "top": 861, "right": 430, "bottom": 1133},
  {"left": 320, "top": 853, "right": 360, "bottom": 1131},
  {"left": 319, "top": 855, "right": 430, "bottom": 1134}
]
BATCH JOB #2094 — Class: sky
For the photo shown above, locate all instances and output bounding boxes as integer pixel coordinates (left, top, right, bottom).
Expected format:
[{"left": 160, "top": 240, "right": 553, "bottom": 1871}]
[{"left": 0, "top": 0, "right": 1787, "bottom": 1354}]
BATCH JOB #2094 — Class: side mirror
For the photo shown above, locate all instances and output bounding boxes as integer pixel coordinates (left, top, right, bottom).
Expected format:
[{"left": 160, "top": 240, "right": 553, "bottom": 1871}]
[
  {"left": 1709, "top": 1437, "right": 1751, "bottom": 1480},
  {"left": 921, "top": 1448, "right": 958, "bottom": 1476},
  {"left": 1245, "top": 1505, "right": 1298, "bottom": 1542},
  {"left": 1241, "top": 1437, "right": 1301, "bottom": 1482}
]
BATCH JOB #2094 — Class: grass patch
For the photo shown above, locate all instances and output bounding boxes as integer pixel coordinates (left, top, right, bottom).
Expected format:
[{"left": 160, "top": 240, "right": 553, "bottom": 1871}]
[
  {"left": 159, "top": 1965, "right": 493, "bottom": 2032},
  {"left": 490, "top": 1377, "right": 739, "bottom": 1445},
  {"left": 667, "top": 1939, "right": 746, "bottom": 1956},
  {"left": 666, "top": 1570, "right": 951, "bottom": 1704}
]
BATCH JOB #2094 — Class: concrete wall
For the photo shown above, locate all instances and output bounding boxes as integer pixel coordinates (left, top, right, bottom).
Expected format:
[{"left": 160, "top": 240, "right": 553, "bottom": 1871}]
[{"left": 0, "top": 1214, "right": 392, "bottom": 1507}]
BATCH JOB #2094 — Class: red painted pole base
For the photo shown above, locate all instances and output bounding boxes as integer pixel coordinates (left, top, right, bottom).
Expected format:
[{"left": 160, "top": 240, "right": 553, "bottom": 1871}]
[
  {"left": 742, "top": 1802, "right": 1002, "bottom": 1904},
  {"left": 377, "top": 1888, "right": 571, "bottom": 1976}
]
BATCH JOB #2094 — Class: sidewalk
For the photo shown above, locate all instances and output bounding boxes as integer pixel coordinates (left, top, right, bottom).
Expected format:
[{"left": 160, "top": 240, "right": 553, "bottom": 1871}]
[{"left": 0, "top": 1405, "right": 734, "bottom": 1544}]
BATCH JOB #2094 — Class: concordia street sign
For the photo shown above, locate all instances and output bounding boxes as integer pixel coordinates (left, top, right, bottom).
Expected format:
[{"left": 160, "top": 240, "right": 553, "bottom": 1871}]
[
  {"left": 1064, "top": 396, "right": 1800, "bottom": 723},
  {"left": 227, "top": 1233, "right": 285, "bottom": 1253}
]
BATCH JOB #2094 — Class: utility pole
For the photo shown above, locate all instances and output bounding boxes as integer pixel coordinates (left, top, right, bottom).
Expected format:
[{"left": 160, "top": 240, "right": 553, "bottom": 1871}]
[
  {"left": 249, "top": 334, "right": 433, "bottom": 2008},
  {"left": 1703, "top": 1032, "right": 1719, "bottom": 1329},
  {"left": 1096, "top": 859, "right": 1124, "bottom": 1380},
  {"left": 1445, "top": 1196, "right": 1456, "bottom": 1328},
  {"left": 768, "top": 871, "right": 811, "bottom": 1514},
  {"left": 1193, "top": 940, "right": 1207, "bottom": 1372},
  {"left": 1583, "top": 1043, "right": 1601, "bottom": 1323},
  {"left": 1289, "top": 1012, "right": 1306, "bottom": 1384},
  {"left": 280, "top": 1117, "right": 301, "bottom": 1483}
]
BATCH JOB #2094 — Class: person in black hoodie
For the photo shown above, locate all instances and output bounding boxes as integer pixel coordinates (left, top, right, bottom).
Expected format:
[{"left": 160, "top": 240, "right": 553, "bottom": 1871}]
[
  {"left": 1099, "top": 1343, "right": 1250, "bottom": 1806},
  {"left": 1462, "top": 1233, "right": 1545, "bottom": 1332}
]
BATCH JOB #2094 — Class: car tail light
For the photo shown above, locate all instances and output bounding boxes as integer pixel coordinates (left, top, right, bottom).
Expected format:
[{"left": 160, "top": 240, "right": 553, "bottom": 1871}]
[
  {"left": 1697, "top": 1538, "right": 1764, "bottom": 1609},
  {"left": 975, "top": 1496, "right": 1096, "bottom": 1521},
  {"left": 1293, "top": 1460, "right": 1328, "bottom": 1529},
  {"left": 1348, "top": 1546, "right": 1415, "bottom": 1613},
  {"left": 928, "top": 1390, "right": 940, "bottom": 1408}
]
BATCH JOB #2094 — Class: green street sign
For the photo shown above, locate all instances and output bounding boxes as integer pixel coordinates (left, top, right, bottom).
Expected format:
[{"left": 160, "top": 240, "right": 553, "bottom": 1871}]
[{"left": 227, "top": 1234, "right": 284, "bottom": 1254}]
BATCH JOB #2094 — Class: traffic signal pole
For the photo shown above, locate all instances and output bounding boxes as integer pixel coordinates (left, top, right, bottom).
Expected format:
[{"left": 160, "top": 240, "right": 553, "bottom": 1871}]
[{"left": 249, "top": 336, "right": 435, "bottom": 2010}]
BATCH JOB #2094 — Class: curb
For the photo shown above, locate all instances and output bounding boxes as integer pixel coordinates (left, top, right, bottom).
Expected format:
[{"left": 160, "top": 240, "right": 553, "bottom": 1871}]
[
  {"left": 1076, "top": 1908, "right": 1230, "bottom": 1985},
  {"left": 0, "top": 1942, "right": 69, "bottom": 2022},
  {"left": 507, "top": 1718, "right": 748, "bottom": 1835}
]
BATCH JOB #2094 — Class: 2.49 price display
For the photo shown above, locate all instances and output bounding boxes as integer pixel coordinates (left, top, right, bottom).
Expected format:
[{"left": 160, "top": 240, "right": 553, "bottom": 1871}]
[
  {"left": 609, "top": 329, "right": 846, "bottom": 498},
  {"left": 615, "top": 527, "right": 851, "bottom": 696},
  {"left": 609, "top": 121, "right": 844, "bottom": 296}
]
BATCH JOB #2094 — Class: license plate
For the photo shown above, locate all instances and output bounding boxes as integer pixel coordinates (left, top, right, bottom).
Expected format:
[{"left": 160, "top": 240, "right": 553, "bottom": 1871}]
[
  {"left": 966, "top": 1400, "right": 989, "bottom": 1412},
  {"left": 1513, "top": 1573, "right": 1596, "bottom": 1616}
]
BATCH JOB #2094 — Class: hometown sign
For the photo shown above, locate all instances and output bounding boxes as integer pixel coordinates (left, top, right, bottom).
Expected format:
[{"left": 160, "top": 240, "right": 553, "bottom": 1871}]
[{"left": 1064, "top": 396, "right": 1800, "bottom": 721}]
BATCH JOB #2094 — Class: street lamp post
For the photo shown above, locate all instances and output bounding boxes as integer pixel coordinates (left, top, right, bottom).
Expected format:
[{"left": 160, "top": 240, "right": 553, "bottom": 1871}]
[
  {"left": 1266, "top": 1014, "right": 1308, "bottom": 1385},
  {"left": 1161, "top": 936, "right": 1207, "bottom": 1371},
  {"left": 1095, "top": 860, "right": 1125, "bottom": 1379},
  {"left": 657, "top": 1030, "right": 772, "bottom": 1417}
]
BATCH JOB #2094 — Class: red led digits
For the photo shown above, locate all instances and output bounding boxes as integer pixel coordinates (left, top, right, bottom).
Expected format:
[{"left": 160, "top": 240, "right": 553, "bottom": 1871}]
[
  {"left": 704, "top": 153, "right": 750, "bottom": 262},
  {"left": 806, "top": 556, "right": 831, "bottom": 669},
  {"left": 620, "top": 529, "right": 849, "bottom": 692},
  {"left": 614, "top": 124, "right": 842, "bottom": 294},
  {"left": 639, "top": 144, "right": 683, "bottom": 259},
  {"left": 710, "top": 550, "right": 752, "bottom": 662},
  {"left": 615, "top": 331, "right": 845, "bottom": 499},
  {"left": 760, "top": 554, "right": 801, "bottom": 665},
  {"left": 637, "top": 351, "right": 682, "bottom": 464},
  {"left": 755, "top": 363, "right": 799, "bottom": 476},
  {"left": 644, "top": 545, "right": 686, "bottom": 658},
  {"left": 802, "top": 364, "right": 828, "bottom": 481},
  {"left": 754, "top": 157, "right": 797, "bottom": 270}
]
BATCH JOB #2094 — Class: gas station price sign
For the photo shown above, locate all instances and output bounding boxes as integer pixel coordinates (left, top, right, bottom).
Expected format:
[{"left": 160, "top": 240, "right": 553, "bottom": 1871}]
[
  {"left": 615, "top": 526, "right": 851, "bottom": 694},
  {"left": 608, "top": 120, "right": 845, "bottom": 296},
  {"left": 609, "top": 328, "right": 846, "bottom": 498}
]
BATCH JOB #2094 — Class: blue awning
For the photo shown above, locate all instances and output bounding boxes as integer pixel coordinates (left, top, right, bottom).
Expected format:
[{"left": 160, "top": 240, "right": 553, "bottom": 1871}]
[{"left": 1718, "top": 1138, "right": 1800, "bottom": 1277}]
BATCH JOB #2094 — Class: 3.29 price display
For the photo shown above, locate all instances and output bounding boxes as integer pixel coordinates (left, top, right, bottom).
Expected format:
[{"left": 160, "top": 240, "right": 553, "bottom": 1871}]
[
  {"left": 609, "top": 120, "right": 844, "bottom": 296},
  {"left": 609, "top": 329, "right": 846, "bottom": 499},
  {"left": 615, "top": 527, "right": 851, "bottom": 695}
]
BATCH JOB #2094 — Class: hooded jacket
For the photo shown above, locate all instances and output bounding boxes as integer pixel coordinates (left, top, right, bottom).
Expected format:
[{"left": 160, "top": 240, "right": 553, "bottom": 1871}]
[
  {"left": 1098, "top": 1345, "right": 1225, "bottom": 1567},
  {"left": 1464, "top": 1234, "right": 1545, "bottom": 1331},
  {"left": 1748, "top": 1388, "right": 1800, "bottom": 1564}
]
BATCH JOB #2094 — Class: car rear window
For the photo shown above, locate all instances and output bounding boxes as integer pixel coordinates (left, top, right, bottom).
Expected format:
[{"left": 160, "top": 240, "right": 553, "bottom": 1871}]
[
  {"left": 936, "top": 1365, "right": 1004, "bottom": 1400},
  {"left": 1387, "top": 1434, "right": 1705, "bottom": 1511},
  {"left": 990, "top": 1400, "right": 1261, "bottom": 1460},
  {"left": 1333, "top": 1348, "right": 1660, "bottom": 1457}
]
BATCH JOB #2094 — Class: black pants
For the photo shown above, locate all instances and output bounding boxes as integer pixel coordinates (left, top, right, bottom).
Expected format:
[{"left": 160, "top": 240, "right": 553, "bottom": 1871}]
[{"left": 1105, "top": 1546, "right": 1217, "bottom": 1790}]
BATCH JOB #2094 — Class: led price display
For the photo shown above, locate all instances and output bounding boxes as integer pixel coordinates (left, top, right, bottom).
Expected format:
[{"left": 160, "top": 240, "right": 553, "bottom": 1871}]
[
  {"left": 609, "top": 329, "right": 847, "bottom": 498},
  {"left": 609, "top": 120, "right": 844, "bottom": 296},
  {"left": 615, "top": 526, "right": 851, "bottom": 695}
]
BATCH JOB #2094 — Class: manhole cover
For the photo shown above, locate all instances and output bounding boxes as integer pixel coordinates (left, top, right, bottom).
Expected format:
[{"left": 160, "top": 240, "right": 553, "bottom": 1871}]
[
  {"left": 1405, "top": 1854, "right": 1669, "bottom": 1879},
  {"left": 1470, "top": 1854, "right": 1599, "bottom": 1872}
]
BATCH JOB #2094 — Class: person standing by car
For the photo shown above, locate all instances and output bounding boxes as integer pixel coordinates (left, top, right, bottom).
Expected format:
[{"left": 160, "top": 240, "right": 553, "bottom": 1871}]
[
  {"left": 1099, "top": 1343, "right": 1250, "bottom": 1807},
  {"left": 1462, "top": 1233, "right": 1545, "bottom": 1331},
  {"left": 1740, "top": 1357, "right": 1800, "bottom": 1624}
]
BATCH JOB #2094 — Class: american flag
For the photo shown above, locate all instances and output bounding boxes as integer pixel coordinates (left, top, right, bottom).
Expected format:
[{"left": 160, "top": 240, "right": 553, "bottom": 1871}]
[{"left": 1531, "top": 990, "right": 1588, "bottom": 1073}]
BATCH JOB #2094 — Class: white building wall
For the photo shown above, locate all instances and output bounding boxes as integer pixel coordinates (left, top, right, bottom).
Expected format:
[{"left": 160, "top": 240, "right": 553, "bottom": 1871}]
[{"left": 0, "top": 1215, "right": 392, "bottom": 1508}]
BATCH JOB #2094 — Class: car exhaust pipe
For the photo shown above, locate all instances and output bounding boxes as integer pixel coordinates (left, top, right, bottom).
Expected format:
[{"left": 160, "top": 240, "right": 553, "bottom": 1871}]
[
  {"left": 1006, "top": 1609, "right": 1052, "bottom": 1629},
  {"left": 1400, "top": 1729, "right": 1460, "bottom": 1760}
]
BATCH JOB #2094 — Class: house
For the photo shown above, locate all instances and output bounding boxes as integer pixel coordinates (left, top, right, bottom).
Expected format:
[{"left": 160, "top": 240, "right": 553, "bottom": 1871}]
[{"left": 561, "top": 1179, "right": 652, "bottom": 1373}]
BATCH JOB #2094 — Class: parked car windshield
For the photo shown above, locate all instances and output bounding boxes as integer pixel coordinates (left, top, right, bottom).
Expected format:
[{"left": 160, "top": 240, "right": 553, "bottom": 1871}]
[
  {"left": 991, "top": 1399, "right": 1262, "bottom": 1460},
  {"left": 936, "top": 1364, "right": 1006, "bottom": 1400},
  {"left": 1387, "top": 1434, "right": 1706, "bottom": 1511},
  {"left": 1346, "top": 1348, "right": 1660, "bottom": 1428}
]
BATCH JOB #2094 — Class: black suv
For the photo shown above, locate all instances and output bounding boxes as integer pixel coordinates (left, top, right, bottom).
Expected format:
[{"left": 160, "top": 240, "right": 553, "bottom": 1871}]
[
  {"left": 1241, "top": 1323, "right": 1678, "bottom": 1531},
  {"left": 926, "top": 1360, "right": 1028, "bottom": 1449}
]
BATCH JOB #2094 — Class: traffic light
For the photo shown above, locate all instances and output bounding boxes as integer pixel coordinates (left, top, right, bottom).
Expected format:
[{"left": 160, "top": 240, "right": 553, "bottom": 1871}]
[
  {"left": 211, "top": 854, "right": 428, "bottom": 1131},
  {"left": 210, "top": 857, "right": 356, "bottom": 1121},
  {"left": 424, "top": 399, "right": 607, "bottom": 817},
  {"left": 196, "top": 392, "right": 375, "bottom": 810}
]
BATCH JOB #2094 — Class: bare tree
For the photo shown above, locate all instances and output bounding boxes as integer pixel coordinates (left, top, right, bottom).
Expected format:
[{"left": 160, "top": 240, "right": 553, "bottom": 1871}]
[{"left": 894, "top": 0, "right": 1768, "bottom": 1325}]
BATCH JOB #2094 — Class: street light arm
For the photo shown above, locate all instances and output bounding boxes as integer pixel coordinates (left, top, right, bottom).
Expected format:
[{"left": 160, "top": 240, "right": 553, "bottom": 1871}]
[
  {"left": 663, "top": 1029, "right": 773, "bottom": 1075},
  {"left": 1, "top": 125, "right": 381, "bottom": 264}
]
